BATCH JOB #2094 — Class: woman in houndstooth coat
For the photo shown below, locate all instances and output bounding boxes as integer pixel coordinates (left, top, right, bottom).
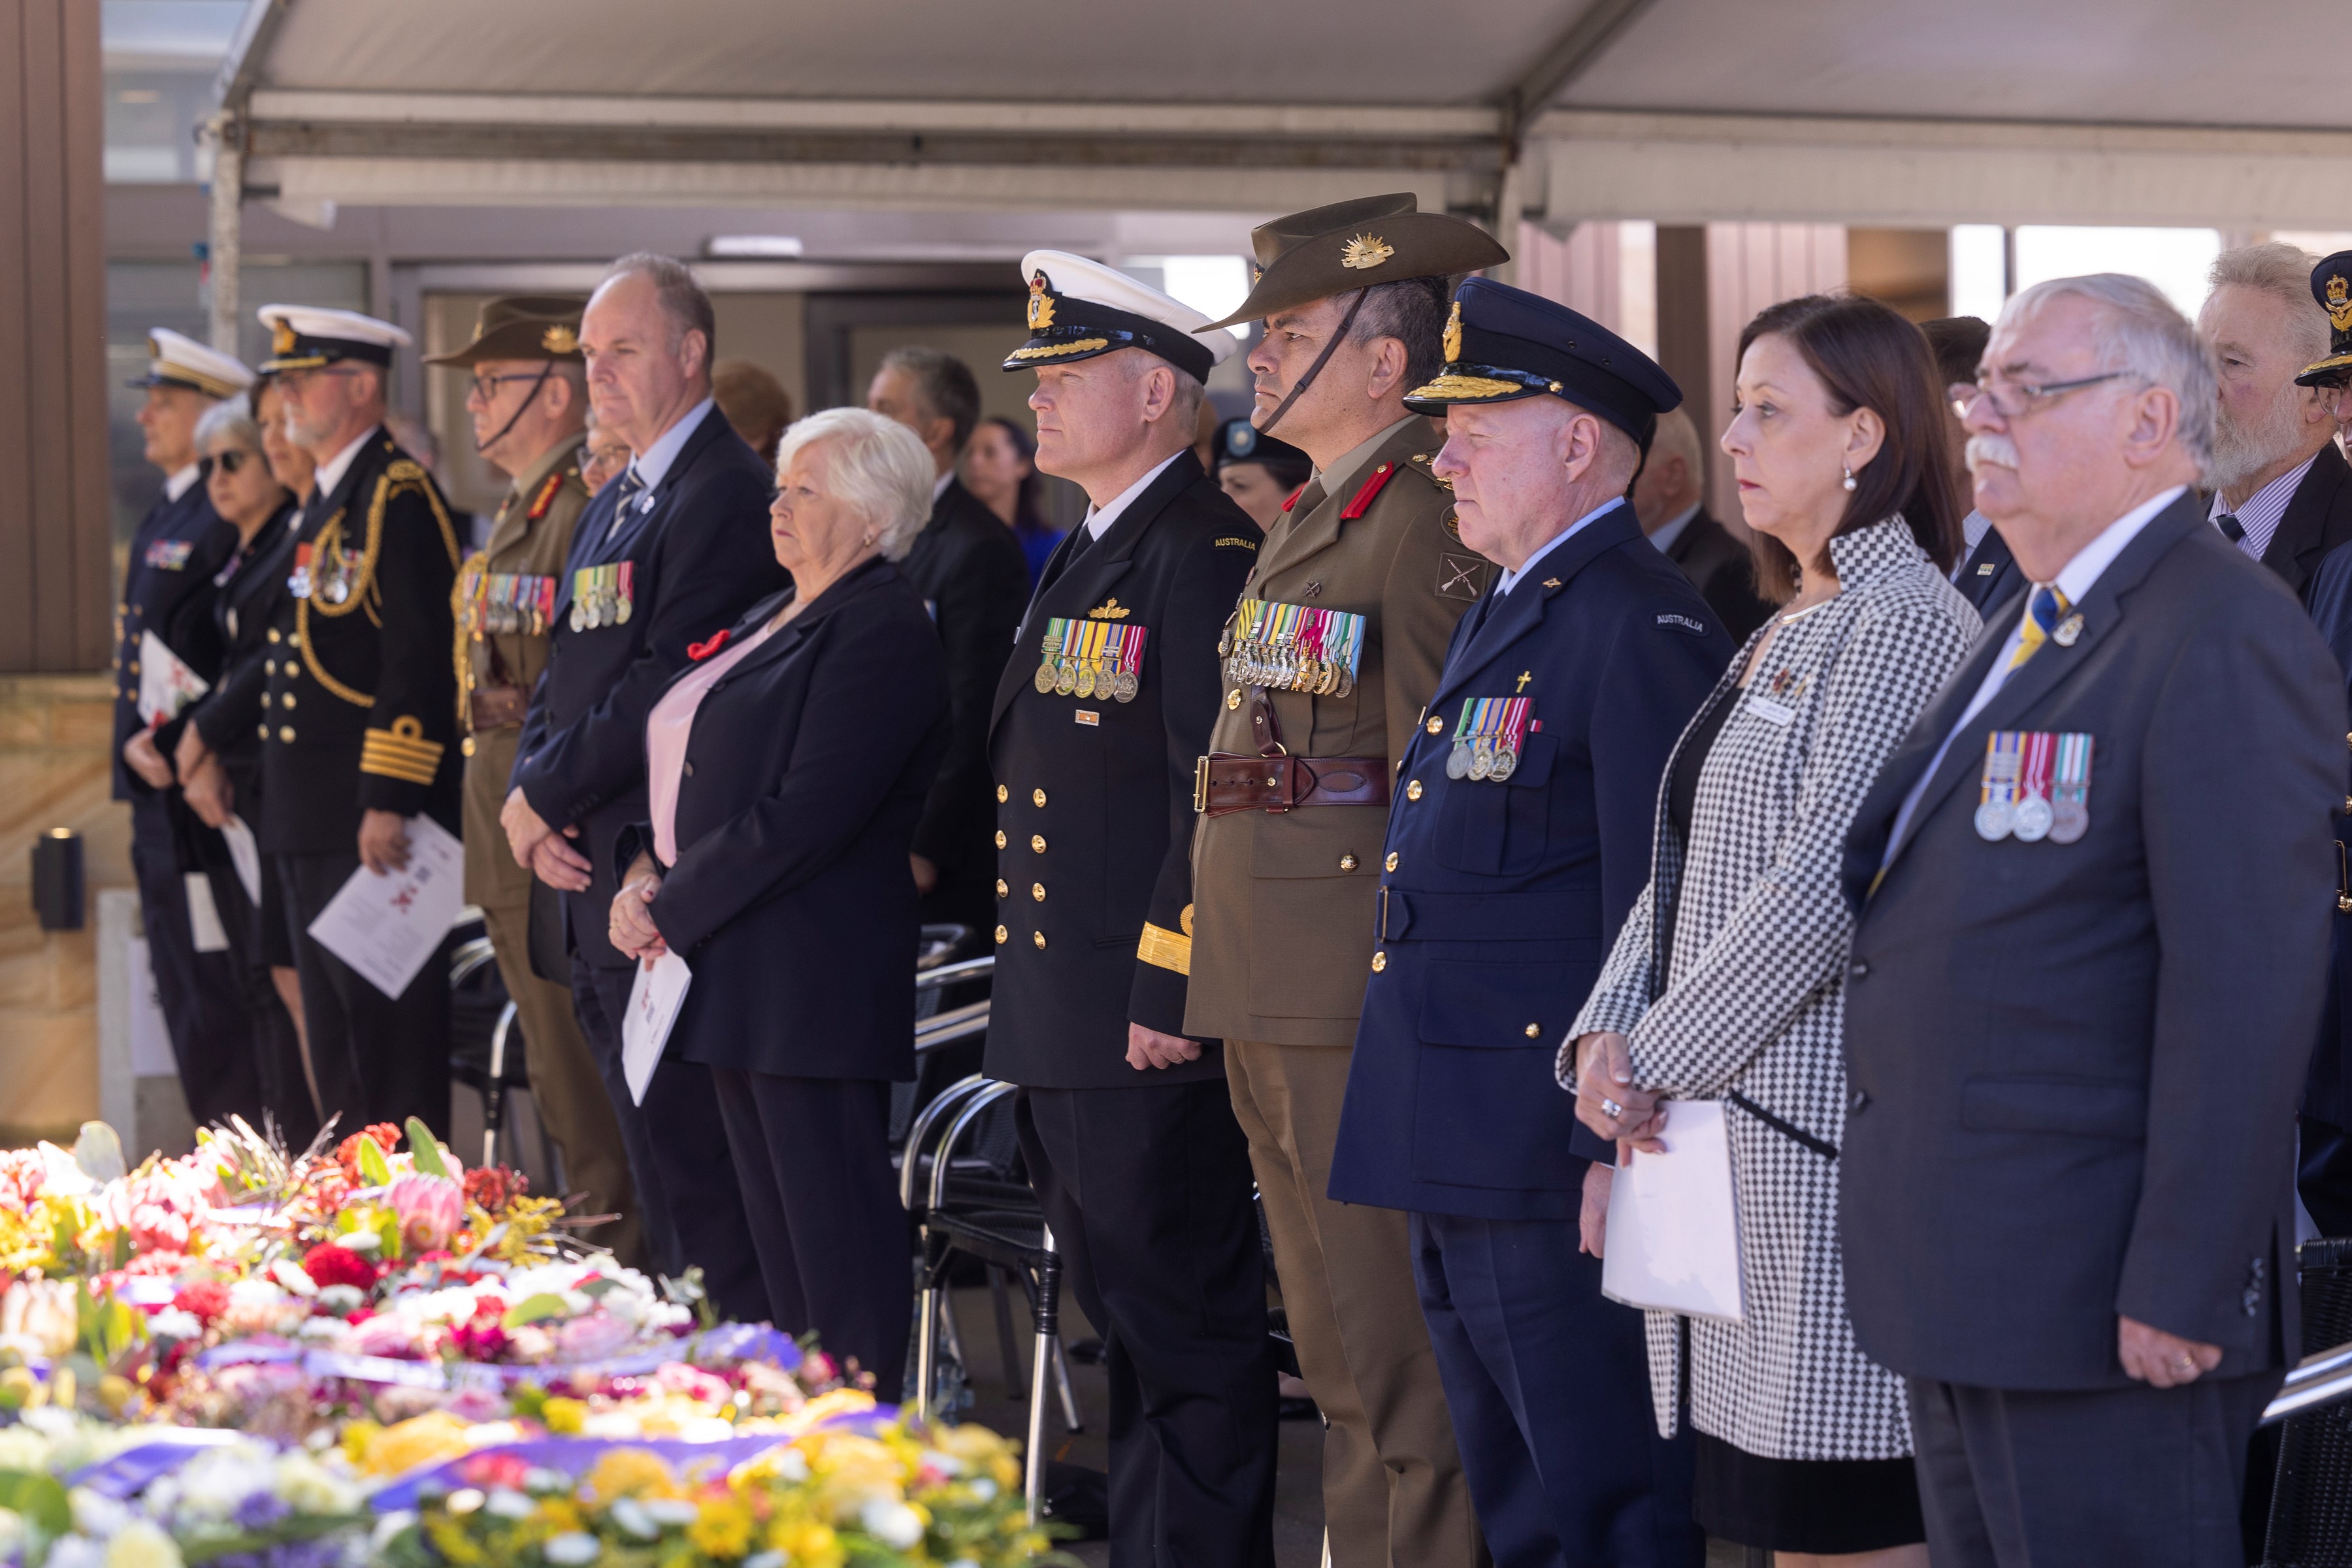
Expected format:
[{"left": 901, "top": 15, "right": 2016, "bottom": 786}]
[{"left": 1565, "top": 295, "right": 1980, "bottom": 1565}]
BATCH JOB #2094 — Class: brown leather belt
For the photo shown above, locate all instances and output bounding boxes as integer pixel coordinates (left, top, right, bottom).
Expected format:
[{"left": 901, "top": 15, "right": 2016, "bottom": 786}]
[
  {"left": 1194, "top": 687, "right": 1388, "bottom": 815},
  {"left": 468, "top": 686, "right": 529, "bottom": 730},
  {"left": 1196, "top": 752, "right": 1390, "bottom": 815}
]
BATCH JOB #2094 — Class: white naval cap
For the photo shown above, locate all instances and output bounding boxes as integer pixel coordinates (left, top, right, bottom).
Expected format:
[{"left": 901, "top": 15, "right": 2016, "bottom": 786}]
[
  {"left": 256, "top": 304, "right": 414, "bottom": 374},
  {"left": 129, "top": 327, "right": 253, "bottom": 400},
  {"left": 1003, "top": 250, "right": 1237, "bottom": 383}
]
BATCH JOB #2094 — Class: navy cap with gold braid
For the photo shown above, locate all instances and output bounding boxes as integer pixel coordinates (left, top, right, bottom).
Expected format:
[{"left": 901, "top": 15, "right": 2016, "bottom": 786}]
[
  {"left": 255, "top": 304, "right": 412, "bottom": 375},
  {"left": 1405, "top": 278, "right": 1682, "bottom": 451},
  {"left": 2298, "top": 251, "right": 2352, "bottom": 387},
  {"left": 1002, "top": 251, "right": 1236, "bottom": 384}
]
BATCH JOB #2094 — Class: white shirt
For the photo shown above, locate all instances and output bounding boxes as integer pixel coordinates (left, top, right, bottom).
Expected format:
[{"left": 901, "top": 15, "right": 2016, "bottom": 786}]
[
  {"left": 310, "top": 428, "right": 376, "bottom": 503},
  {"left": 932, "top": 468, "right": 955, "bottom": 505},
  {"left": 1498, "top": 497, "right": 1625, "bottom": 596},
  {"left": 163, "top": 463, "right": 201, "bottom": 503},
  {"left": 1081, "top": 450, "right": 1184, "bottom": 541},
  {"left": 1646, "top": 501, "right": 1702, "bottom": 556},
  {"left": 1884, "top": 483, "right": 2185, "bottom": 860},
  {"left": 2210, "top": 450, "right": 2316, "bottom": 563}
]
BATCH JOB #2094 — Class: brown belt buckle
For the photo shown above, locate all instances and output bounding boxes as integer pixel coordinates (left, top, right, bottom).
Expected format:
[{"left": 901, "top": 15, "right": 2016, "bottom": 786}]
[{"left": 1194, "top": 755, "right": 1211, "bottom": 814}]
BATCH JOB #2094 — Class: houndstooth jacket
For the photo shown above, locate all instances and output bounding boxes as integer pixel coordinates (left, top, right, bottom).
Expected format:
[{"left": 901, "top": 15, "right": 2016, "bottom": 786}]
[{"left": 1565, "top": 516, "right": 1980, "bottom": 1460}]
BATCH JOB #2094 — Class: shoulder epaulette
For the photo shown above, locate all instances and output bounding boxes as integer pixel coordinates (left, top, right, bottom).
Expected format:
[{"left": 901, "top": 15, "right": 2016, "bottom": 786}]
[
  {"left": 385, "top": 457, "right": 427, "bottom": 483},
  {"left": 1405, "top": 452, "right": 1454, "bottom": 493},
  {"left": 527, "top": 472, "right": 564, "bottom": 521},
  {"left": 1341, "top": 461, "right": 1400, "bottom": 520}
]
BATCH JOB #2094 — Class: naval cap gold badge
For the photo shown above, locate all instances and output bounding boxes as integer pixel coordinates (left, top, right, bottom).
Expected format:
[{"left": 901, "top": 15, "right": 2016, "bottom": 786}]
[
  {"left": 2328, "top": 274, "right": 2352, "bottom": 333},
  {"left": 1027, "top": 274, "right": 1056, "bottom": 331},
  {"left": 1340, "top": 233, "right": 1395, "bottom": 271},
  {"left": 1442, "top": 300, "right": 1463, "bottom": 363},
  {"left": 271, "top": 318, "right": 297, "bottom": 355}
]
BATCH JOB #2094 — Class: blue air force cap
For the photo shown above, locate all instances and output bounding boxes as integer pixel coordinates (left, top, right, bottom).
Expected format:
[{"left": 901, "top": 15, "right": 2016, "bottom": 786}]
[{"left": 1404, "top": 277, "right": 1682, "bottom": 450}]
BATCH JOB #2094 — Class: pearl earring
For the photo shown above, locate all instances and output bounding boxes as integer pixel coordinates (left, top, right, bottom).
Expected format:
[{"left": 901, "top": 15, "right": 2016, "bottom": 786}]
[{"left": 1842, "top": 465, "right": 1857, "bottom": 493}]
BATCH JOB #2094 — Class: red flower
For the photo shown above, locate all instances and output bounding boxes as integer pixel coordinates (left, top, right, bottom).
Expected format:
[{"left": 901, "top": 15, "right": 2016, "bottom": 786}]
[
  {"left": 173, "top": 1281, "right": 230, "bottom": 1322},
  {"left": 334, "top": 1124, "right": 402, "bottom": 1181},
  {"left": 301, "top": 1243, "right": 379, "bottom": 1292},
  {"left": 463, "top": 1167, "right": 526, "bottom": 1211},
  {"left": 687, "top": 629, "right": 730, "bottom": 661}
]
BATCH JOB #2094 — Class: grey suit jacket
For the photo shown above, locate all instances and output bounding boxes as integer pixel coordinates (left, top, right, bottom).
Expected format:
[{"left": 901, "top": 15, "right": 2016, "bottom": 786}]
[{"left": 1837, "top": 491, "right": 2342, "bottom": 1390}]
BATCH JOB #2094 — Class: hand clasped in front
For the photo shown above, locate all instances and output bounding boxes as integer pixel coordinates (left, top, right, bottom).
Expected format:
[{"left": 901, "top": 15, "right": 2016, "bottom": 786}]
[
  {"left": 610, "top": 851, "right": 668, "bottom": 964},
  {"left": 1573, "top": 1030, "right": 1669, "bottom": 1153}
]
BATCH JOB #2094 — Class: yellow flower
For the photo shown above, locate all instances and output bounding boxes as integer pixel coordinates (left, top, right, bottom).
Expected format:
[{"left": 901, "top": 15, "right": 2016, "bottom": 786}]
[
  {"left": 685, "top": 1499, "right": 753, "bottom": 1559},
  {"left": 763, "top": 1521, "right": 841, "bottom": 1568},
  {"left": 105, "top": 1524, "right": 182, "bottom": 1568},
  {"left": 357, "top": 1412, "right": 472, "bottom": 1477},
  {"left": 539, "top": 1396, "right": 586, "bottom": 1435},
  {"left": 582, "top": 1448, "right": 676, "bottom": 1503}
]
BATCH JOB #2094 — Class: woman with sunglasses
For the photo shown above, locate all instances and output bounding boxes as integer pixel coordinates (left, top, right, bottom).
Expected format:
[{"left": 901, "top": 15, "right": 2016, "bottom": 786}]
[{"left": 172, "top": 385, "right": 319, "bottom": 1144}]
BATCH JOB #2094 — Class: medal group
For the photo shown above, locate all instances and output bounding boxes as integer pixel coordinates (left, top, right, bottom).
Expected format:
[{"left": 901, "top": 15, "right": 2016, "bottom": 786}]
[
  {"left": 1220, "top": 599, "right": 1367, "bottom": 696},
  {"left": 1974, "top": 729, "right": 2094, "bottom": 843},
  {"left": 1447, "top": 696, "right": 1536, "bottom": 781},
  {"left": 1032, "top": 616, "right": 1147, "bottom": 701},
  {"left": 470, "top": 571, "right": 558, "bottom": 638},
  {"left": 568, "top": 562, "right": 635, "bottom": 631},
  {"left": 289, "top": 540, "right": 363, "bottom": 605}
]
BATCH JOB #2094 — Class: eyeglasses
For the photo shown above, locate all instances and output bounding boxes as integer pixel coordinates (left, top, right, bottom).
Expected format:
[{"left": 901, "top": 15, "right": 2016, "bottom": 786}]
[
  {"left": 199, "top": 449, "right": 257, "bottom": 480},
  {"left": 1950, "top": 371, "right": 2134, "bottom": 421},
  {"left": 470, "top": 370, "right": 549, "bottom": 401}
]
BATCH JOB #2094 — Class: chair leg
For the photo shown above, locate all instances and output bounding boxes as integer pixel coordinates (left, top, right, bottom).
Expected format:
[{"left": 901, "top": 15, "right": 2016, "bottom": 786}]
[
  {"left": 913, "top": 1228, "right": 941, "bottom": 1425},
  {"left": 1026, "top": 1226, "right": 1060, "bottom": 1523},
  {"left": 1051, "top": 1336, "right": 1083, "bottom": 1433},
  {"left": 988, "top": 1265, "right": 1025, "bottom": 1399},
  {"left": 939, "top": 1289, "right": 968, "bottom": 1379}
]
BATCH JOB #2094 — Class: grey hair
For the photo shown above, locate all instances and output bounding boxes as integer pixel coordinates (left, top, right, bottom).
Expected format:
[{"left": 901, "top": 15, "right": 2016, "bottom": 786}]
[
  {"left": 878, "top": 346, "right": 981, "bottom": 452},
  {"left": 2000, "top": 272, "right": 2217, "bottom": 476},
  {"left": 599, "top": 252, "right": 717, "bottom": 362},
  {"left": 1648, "top": 404, "right": 1703, "bottom": 478},
  {"left": 772, "top": 407, "right": 935, "bottom": 563},
  {"left": 2207, "top": 241, "right": 2329, "bottom": 367},
  {"left": 194, "top": 393, "right": 261, "bottom": 453}
]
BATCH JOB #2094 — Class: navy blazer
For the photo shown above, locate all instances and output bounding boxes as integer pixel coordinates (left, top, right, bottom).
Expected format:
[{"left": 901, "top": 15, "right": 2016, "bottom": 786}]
[
  {"left": 2294, "top": 539, "right": 2352, "bottom": 1130},
  {"left": 114, "top": 480, "right": 238, "bottom": 802},
  {"left": 1954, "top": 521, "right": 2021, "bottom": 616},
  {"left": 1328, "top": 502, "right": 1731, "bottom": 1220},
  {"left": 982, "top": 452, "right": 1260, "bottom": 1089},
  {"left": 186, "top": 502, "right": 302, "bottom": 804},
  {"left": 512, "top": 404, "right": 785, "bottom": 968},
  {"left": 1839, "top": 493, "right": 2341, "bottom": 1388},
  {"left": 628, "top": 559, "right": 949, "bottom": 1083},
  {"left": 2264, "top": 438, "right": 2352, "bottom": 601}
]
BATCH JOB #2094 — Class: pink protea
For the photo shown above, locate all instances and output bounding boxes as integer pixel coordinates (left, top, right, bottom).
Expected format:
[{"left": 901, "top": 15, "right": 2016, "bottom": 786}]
[
  {"left": 125, "top": 1159, "right": 220, "bottom": 1254},
  {"left": 386, "top": 1173, "right": 465, "bottom": 1254},
  {"left": 0, "top": 1150, "right": 45, "bottom": 1216}
]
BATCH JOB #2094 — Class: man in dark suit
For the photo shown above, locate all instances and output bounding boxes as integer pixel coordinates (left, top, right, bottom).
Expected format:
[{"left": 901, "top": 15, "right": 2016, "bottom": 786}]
[
  {"left": 868, "top": 346, "right": 1032, "bottom": 947},
  {"left": 502, "top": 253, "right": 782, "bottom": 1322},
  {"left": 1921, "top": 316, "right": 2025, "bottom": 614},
  {"left": 983, "top": 252, "right": 1275, "bottom": 1566},
  {"left": 115, "top": 329, "right": 259, "bottom": 1128},
  {"left": 1633, "top": 404, "right": 1770, "bottom": 641},
  {"left": 253, "top": 306, "right": 466, "bottom": 1137},
  {"left": 1840, "top": 274, "right": 2340, "bottom": 1566},
  {"left": 1330, "top": 281, "right": 1724, "bottom": 1567}
]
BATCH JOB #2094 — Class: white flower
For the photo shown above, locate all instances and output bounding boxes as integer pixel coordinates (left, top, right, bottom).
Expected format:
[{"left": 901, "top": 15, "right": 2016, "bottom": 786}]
[
  {"left": 274, "top": 1454, "right": 360, "bottom": 1516},
  {"left": 69, "top": 1488, "right": 131, "bottom": 1539},
  {"left": 171, "top": 1445, "right": 278, "bottom": 1519},
  {"left": 338, "top": 1229, "right": 382, "bottom": 1254},
  {"left": 269, "top": 1260, "right": 319, "bottom": 1298},
  {"left": 542, "top": 1533, "right": 600, "bottom": 1566},
  {"left": 920, "top": 1450, "right": 962, "bottom": 1476},
  {"left": 370, "top": 1511, "right": 416, "bottom": 1552},
  {"left": 0, "top": 1505, "right": 27, "bottom": 1556},
  {"left": 483, "top": 1490, "right": 533, "bottom": 1521},
  {"left": 314, "top": 1285, "right": 365, "bottom": 1315},
  {"left": 46, "top": 1535, "right": 106, "bottom": 1568},
  {"left": 227, "top": 1279, "right": 286, "bottom": 1311},
  {"left": 297, "top": 1316, "right": 345, "bottom": 1340},
  {"left": 742, "top": 1554, "right": 785, "bottom": 1568},
  {"left": 102, "top": 1521, "right": 182, "bottom": 1568},
  {"left": 858, "top": 1499, "right": 924, "bottom": 1550},
  {"left": 767, "top": 1449, "right": 809, "bottom": 1483},
  {"left": 145, "top": 1309, "right": 202, "bottom": 1341},
  {"left": 966, "top": 1477, "right": 997, "bottom": 1502},
  {"left": 640, "top": 1499, "right": 698, "bottom": 1528},
  {"left": 608, "top": 1499, "right": 656, "bottom": 1541}
]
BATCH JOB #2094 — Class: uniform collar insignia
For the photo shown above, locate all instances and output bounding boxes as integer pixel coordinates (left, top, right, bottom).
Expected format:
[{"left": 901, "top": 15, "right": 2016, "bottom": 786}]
[{"left": 1541, "top": 578, "right": 1562, "bottom": 589}]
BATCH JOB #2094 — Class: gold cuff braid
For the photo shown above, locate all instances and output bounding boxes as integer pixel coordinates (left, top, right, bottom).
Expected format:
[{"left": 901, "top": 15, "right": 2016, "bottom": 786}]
[
  {"left": 360, "top": 715, "right": 444, "bottom": 785},
  {"left": 1137, "top": 921, "right": 1192, "bottom": 975}
]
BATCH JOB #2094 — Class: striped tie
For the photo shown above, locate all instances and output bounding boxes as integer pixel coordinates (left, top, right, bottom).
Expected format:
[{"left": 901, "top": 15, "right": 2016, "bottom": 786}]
[{"left": 2008, "top": 583, "right": 2071, "bottom": 670}]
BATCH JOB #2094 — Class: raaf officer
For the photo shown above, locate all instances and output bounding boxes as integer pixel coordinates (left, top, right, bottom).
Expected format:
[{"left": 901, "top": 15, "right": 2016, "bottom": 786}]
[
  {"left": 252, "top": 305, "right": 465, "bottom": 1135},
  {"left": 1185, "top": 194, "right": 1504, "bottom": 1567},
  {"left": 1330, "top": 280, "right": 1729, "bottom": 1567},
  {"left": 983, "top": 253, "right": 1275, "bottom": 1565},
  {"left": 116, "top": 329, "right": 261, "bottom": 1126},
  {"left": 424, "top": 296, "right": 643, "bottom": 1267}
]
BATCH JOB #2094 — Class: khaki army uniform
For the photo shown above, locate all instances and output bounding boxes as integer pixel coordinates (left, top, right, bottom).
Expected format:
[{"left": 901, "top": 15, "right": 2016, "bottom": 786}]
[{"left": 456, "top": 435, "right": 644, "bottom": 1269}]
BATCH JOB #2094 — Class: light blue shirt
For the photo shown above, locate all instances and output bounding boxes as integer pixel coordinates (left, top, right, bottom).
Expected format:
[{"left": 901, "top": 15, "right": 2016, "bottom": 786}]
[
  {"left": 1496, "top": 497, "right": 1626, "bottom": 595},
  {"left": 627, "top": 396, "right": 717, "bottom": 493}
]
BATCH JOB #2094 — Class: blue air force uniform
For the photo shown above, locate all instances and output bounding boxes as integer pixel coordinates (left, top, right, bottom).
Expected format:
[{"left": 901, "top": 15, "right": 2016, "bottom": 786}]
[
  {"left": 1329, "top": 280, "right": 1732, "bottom": 1568},
  {"left": 118, "top": 330, "right": 260, "bottom": 1127}
]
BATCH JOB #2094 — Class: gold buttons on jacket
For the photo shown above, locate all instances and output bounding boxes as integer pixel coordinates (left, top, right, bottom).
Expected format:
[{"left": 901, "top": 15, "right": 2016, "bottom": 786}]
[
  {"left": 1031, "top": 834, "right": 1047, "bottom": 853},
  {"left": 279, "top": 727, "right": 295, "bottom": 742},
  {"left": 1406, "top": 780, "right": 1423, "bottom": 801},
  {"left": 996, "top": 879, "right": 1009, "bottom": 898},
  {"left": 1371, "top": 951, "right": 1386, "bottom": 972},
  {"left": 1032, "top": 883, "right": 1046, "bottom": 902},
  {"left": 1033, "top": 930, "right": 1047, "bottom": 949},
  {"left": 996, "top": 830, "right": 1007, "bottom": 849},
  {"left": 1426, "top": 716, "right": 1443, "bottom": 734},
  {"left": 995, "top": 925, "right": 1009, "bottom": 945},
  {"left": 1339, "top": 853, "right": 1358, "bottom": 872},
  {"left": 1227, "top": 689, "right": 1241, "bottom": 710},
  {"left": 1385, "top": 851, "right": 1399, "bottom": 872},
  {"left": 1032, "top": 788, "right": 1047, "bottom": 807},
  {"left": 996, "top": 785, "right": 1008, "bottom": 803},
  {"left": 282, "top": 692, "right": 296, "bottom": 708},
  {"left": 267, "top": 629, "right": 281, "bottom": 644},
  {"left": 1524, "top": 1023, "right": 1541, "bottom": 1038},
  {"left": 263, "top": 659, "right": 275, "bottom": 676}
]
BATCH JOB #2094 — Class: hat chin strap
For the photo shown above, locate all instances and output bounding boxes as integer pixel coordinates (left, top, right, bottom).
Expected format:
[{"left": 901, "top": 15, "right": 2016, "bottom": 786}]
[
  {"left": 1257, "top": 289, "right": 1371, "bottom": 439},
  {"left": 472, "top": 362, "right": 556, "bottom": 456}
]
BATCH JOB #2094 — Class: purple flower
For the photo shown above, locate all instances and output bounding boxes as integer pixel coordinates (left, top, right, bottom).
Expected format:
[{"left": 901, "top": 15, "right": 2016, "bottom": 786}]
[{"left": 234, "top": 1493, "right": 291, "bottom": 1530}]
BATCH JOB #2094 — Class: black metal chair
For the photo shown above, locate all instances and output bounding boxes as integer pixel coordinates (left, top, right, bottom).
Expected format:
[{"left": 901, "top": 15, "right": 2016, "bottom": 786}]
[
  {"left": 447, "top": 924, "right": 557, "bottom": 1179},
  {"left": 2261, "top": 1239, "right": 2352, "bottom": 1565}
]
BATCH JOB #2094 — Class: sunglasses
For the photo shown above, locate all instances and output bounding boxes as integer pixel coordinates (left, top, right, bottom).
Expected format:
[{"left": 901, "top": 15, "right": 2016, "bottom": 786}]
[{"left": 199, "top": 449, "right": 258, "bottom": 479}]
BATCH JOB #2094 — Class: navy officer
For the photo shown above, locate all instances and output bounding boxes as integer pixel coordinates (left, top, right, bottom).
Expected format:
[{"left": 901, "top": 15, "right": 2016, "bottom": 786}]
[{"left": 1329, "top": 278, "right": 1730, "bottom": 1567}]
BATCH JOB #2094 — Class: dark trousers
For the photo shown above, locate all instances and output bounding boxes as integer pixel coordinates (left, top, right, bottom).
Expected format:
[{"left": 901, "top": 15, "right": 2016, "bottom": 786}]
[
  {"left": 278, "top": 850, "right": 450, "bottom": 1137},
  {"left": 130, "top": 795, "right": 259, "bottom": 1128},
  {"left": 1016, "top": 1081, "right": 1278, "bottom": 1568},
  {"left": 204, "top": 855, "right": 315, "bottom": 1149},
  {"left": 710, "top": 1069, "right": 909, "bottom": 1396},
  {"left": 1908, "top": 1371, "right": 2280, "bottom": 1567},
  {"left": 1411, "top": 1211, "right": 1702, "bottom": 1568},
  {"left": 568, "top": 956, "right": 767, "bottom": 1324}
]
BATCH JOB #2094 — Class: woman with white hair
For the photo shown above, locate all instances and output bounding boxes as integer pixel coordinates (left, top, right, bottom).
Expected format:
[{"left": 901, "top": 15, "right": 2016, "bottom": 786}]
[{"left": 608, "top": 406, "right": 950, "bottom": 1393}]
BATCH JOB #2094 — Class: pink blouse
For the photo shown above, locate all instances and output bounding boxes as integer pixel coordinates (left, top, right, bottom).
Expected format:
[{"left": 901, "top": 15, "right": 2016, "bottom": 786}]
[{"left": 645, "top": 617, "right": 783, "bottom": 866}]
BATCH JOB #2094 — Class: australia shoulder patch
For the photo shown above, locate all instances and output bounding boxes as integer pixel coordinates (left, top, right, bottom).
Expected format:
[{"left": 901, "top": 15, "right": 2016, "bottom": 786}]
[{"left": 1654, "top": 610, "right": 1710, "bottom": 636}]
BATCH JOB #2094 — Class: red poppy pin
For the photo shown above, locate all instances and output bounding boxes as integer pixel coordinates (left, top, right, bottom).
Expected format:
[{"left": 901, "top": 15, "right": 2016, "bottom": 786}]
[{"left": 687, "top": 629, "right": 730, "bottom": 661}]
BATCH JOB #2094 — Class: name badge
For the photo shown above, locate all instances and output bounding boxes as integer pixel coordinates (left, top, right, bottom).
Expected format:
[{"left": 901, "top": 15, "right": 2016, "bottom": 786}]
[{"left": 1744, "top": 695, "right": 1797, "bottom": 727}]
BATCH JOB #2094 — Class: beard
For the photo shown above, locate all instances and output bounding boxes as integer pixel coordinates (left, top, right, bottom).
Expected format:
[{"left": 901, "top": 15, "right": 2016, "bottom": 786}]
[{"left": 2208, "top": 377, "right": 2308, "bottom": 495}]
